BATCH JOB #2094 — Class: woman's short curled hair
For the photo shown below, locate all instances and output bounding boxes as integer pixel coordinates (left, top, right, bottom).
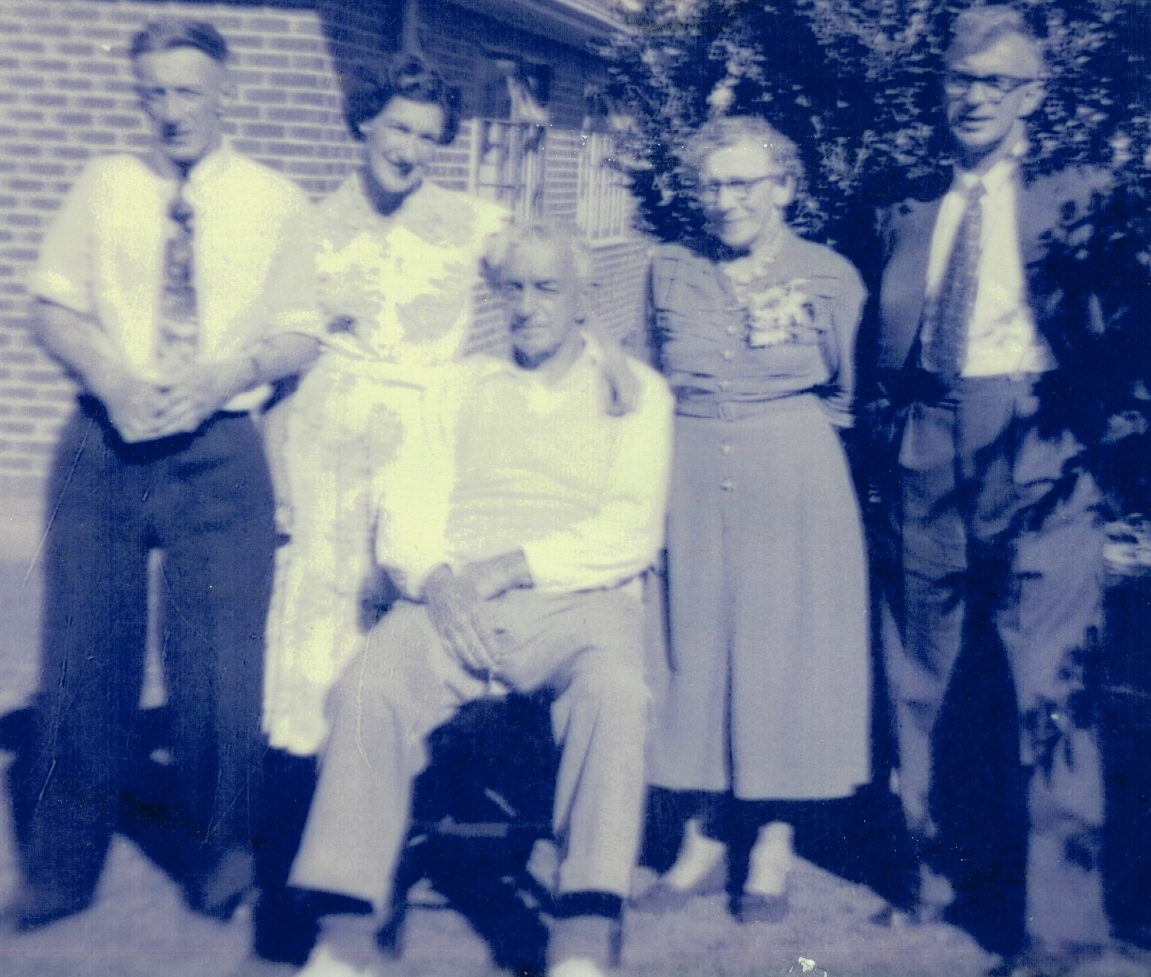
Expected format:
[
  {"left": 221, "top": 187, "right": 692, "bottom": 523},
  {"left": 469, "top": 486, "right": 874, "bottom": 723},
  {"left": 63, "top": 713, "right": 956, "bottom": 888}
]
[
  {"left": 344, "top": 53, "right": 461, "bottom": 145},
  {"left": 683, "top": 115, "right": 805, "bottom": 189}
]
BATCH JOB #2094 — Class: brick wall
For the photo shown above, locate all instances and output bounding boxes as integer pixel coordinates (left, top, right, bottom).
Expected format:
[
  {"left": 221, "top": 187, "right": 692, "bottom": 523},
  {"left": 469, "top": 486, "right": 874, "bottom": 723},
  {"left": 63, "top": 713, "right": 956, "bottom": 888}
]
[{"left": 0, "top": 0, "right": 648, "bottom": 499}]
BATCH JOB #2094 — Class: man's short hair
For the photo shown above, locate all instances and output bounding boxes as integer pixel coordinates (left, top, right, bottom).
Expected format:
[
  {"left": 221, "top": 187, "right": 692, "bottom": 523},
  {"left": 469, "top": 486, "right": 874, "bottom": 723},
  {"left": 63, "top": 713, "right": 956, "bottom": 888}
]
[
  {"left": 684, "top": 115, "right": 804, "bottom": 188},
  {"left": 484, "top": 221, "right": 589, "bottom": 291},
  {"left": 945, "top": 5, "right": 1045, "bottom": 76},
  {"left": 129, "top": 20, "right": 230, "bottom": 64},
  {"left": 344, "top": 53, "right": 461, "bottom": 145}
]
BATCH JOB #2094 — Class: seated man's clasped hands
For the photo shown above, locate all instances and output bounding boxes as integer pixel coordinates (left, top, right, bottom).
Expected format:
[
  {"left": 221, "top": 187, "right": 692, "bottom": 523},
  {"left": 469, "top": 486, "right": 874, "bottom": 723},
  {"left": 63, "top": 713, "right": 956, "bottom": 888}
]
[
  {"left": 423, "top": 552, "right": 533, "bottom": 678},
  {"left": 289, "top": 222, "right": 674, "bottom": 977}
]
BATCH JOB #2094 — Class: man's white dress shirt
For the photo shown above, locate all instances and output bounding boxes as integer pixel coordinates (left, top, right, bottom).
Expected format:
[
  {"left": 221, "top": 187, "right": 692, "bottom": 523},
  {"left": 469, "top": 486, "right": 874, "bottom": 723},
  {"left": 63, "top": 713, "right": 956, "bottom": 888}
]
[
  {"left": 922, "top": 156, "right": 1053, "bottom": 378},
  {"left": 32, "top": 148, "right": 322, "bottom": 411}
]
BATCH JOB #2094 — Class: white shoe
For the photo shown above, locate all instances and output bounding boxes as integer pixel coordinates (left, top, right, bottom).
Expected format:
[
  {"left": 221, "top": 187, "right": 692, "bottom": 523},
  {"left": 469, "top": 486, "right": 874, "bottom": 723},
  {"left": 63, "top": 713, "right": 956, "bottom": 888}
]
[
  {"left": 547, "top": 959, "right": 607, "bottom": 977},
  {"left": 630, "top": 817, "right": 727, "bottom": 912},
  {"left": 746, "top": 821, "right": 793, "bottom": 897},
  {"left": 663, "top": 817, "right": 727, "bottom": 891},
  {"left": 297, "top": 943, "right": 370, "bottom": 977}
]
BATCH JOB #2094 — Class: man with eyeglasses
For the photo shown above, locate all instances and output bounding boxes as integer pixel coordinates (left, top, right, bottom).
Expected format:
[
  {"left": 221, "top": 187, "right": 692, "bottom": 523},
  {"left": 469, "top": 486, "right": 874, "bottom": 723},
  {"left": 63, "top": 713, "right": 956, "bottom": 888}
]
[{"left": 866, "top": 6, "right": 1110, "bottom": 967}]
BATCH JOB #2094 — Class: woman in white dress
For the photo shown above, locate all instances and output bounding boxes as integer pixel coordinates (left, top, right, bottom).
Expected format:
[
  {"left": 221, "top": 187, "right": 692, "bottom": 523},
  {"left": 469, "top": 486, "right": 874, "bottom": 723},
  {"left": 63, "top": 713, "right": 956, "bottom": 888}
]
[
  {"left": 253, "top": 54, "right": 508, "bottom": 965},
  {"left": 264, "top": 59, "right": 509, "bottom": 761}
]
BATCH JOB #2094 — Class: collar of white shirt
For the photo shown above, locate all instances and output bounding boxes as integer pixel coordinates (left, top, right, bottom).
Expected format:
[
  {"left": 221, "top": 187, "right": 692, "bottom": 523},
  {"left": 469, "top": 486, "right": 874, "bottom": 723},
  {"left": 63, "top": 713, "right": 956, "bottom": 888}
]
[
  {"left": 140, "top": 144, "right": 233, "bottom": 193},
  {"left": 953, "top": 154, "right": 1016, "bottom": 198}
]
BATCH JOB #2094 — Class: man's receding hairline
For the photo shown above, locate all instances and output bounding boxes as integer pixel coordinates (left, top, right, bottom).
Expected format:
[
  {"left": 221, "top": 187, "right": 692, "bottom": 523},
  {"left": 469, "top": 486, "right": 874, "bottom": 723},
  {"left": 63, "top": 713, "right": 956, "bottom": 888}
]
[
  {"left": 503, "top": 238, "right": 576, "bottom": 284},
  {"left": 496, "top": 222, "right": 587, "bottom": 288},
  {"left": 131, "top": 46, "right": 230, "bottom": 78},
  {"left": 948, "top": 32, "right": 1042, "bottom": 70},
  {"left": 130, "top": 21, "right": 230, "bottom": 67},
  {"left": 945, "top": 4, "right": 1045, "bottom": 80}
]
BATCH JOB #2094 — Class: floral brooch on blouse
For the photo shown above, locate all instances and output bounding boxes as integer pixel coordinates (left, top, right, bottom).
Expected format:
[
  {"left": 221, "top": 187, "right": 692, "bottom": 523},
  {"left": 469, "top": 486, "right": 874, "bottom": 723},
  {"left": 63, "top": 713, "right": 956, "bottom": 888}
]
[{"left": 730, "top": 278, "right": 817, "bottom": 347}]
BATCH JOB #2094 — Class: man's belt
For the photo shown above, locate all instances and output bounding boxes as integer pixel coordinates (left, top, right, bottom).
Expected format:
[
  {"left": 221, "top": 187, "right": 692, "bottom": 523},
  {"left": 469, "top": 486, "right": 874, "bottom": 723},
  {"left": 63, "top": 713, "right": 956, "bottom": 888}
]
[{"left": 875, "top": 367, "right": 952, "bottom": 409}]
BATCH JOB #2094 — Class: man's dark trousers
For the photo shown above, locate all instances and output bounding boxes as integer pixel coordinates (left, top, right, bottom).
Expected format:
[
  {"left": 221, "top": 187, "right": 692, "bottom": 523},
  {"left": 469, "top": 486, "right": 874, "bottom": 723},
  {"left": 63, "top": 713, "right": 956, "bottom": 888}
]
[
  {"left": 888, "top": 374, "right": 1108, "bottom": 948},
  {"left": 11, "top": 396, "right": 275, "bottom": 909}
]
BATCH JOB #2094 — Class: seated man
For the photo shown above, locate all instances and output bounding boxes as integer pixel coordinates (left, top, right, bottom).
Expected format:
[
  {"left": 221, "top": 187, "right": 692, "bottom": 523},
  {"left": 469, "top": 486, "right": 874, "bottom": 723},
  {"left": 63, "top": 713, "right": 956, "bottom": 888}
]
[{"left": 290, "top": 221, "right": 674, "bottom": 977}]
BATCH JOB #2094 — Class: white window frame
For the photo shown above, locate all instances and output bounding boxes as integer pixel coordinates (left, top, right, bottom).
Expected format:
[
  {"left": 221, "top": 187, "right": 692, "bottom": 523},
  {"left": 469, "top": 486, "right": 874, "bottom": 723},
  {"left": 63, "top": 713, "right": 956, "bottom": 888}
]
[
  {"left": 469, "top": 119, "right": 546, "bottom": 221},
  {"left": 576, "top": 130, "right": 634, "bottom": 246}
]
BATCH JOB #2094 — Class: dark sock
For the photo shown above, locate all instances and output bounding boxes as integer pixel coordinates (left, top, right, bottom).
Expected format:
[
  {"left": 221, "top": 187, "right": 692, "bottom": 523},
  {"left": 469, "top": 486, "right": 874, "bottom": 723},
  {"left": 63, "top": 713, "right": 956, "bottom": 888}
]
[{"left": 554, "top": 890, "right": 623, "bottom": 920}]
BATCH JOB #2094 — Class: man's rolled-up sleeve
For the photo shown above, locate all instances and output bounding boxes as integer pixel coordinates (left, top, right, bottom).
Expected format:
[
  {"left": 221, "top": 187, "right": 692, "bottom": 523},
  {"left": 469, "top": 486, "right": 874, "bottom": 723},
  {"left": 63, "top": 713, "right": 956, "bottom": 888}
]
[
  {"left": 522, "top": 372, "right": 674, "bottom": 592},
  {"left": 31, "top": 163, "right": 98, "bottom": 316},
  {"left": 260, "top": 196, "right": 324, "bottom": 340}
]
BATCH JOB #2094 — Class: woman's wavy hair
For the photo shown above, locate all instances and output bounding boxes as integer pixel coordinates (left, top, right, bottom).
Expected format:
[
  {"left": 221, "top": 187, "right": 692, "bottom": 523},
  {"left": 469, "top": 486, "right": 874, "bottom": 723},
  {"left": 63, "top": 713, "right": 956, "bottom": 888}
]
[
  {"left": 344, "top": 52, "right": 461, "bottom": 145},
  {"left": 683, "top": 115, "right": 805, "bottom": 193}
]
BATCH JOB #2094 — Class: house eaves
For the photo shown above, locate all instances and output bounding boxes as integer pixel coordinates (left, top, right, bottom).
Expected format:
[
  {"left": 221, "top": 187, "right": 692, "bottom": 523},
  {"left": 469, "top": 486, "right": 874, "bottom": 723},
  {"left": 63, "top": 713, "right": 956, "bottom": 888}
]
[{"left": 444, "top": 0, "right": 633, "bottom": 48}]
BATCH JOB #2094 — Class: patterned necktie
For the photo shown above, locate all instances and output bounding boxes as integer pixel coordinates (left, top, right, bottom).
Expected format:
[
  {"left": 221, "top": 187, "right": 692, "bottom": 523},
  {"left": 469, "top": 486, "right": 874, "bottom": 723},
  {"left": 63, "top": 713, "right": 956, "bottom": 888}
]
[
  {"left": 156, "top": 181, "right": 199, "bottom": 373},
  {"left": 922, "top": 182, "right": 984, "bottom": 379}
]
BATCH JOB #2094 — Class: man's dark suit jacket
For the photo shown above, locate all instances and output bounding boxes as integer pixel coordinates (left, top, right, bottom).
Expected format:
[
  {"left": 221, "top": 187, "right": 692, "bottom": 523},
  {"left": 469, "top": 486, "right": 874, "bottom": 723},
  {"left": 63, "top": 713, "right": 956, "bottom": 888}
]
[
  {"left": 873, "top": 165, "right": 1112, "bottom": 388},
  {"left": 862, "top": 163, "right": 1117, "bottom": 958}
]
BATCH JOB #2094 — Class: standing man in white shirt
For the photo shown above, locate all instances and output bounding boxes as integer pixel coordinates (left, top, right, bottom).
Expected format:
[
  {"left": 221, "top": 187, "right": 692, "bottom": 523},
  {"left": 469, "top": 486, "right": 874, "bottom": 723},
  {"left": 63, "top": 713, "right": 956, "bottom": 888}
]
[
  {"left": 287, "top": 222, "right": 673, "bottom": 977},
  {"left": 4, "top": 20, "right": 321, "bottom": 931},
  {"left": 867, "top": 5, "right": 1109, "bottom": 963}
]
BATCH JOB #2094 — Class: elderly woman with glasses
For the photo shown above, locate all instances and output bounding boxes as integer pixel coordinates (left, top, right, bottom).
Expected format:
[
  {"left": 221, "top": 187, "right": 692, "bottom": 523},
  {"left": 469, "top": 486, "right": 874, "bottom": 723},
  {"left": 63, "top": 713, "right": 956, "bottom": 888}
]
[{"left": 638, "top": 115, "right": 871, "bottom": 922}]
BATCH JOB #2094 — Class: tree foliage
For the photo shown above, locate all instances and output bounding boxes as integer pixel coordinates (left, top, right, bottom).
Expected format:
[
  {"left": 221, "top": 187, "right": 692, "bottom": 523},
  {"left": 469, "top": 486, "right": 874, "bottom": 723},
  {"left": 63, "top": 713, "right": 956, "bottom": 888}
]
[
  {"left": 600, "top": 0, "right": 1151, "bottom": 509},
  {"left": 602, "top": 0, "right": 1151, "bottom": 248}
]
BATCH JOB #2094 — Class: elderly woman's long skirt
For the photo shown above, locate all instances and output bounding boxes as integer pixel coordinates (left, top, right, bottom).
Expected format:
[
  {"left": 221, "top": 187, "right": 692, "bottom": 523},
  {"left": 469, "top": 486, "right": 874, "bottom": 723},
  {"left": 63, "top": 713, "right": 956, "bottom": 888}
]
[{"left": 649, "top": 394, "right": 871, "bottom": 800}]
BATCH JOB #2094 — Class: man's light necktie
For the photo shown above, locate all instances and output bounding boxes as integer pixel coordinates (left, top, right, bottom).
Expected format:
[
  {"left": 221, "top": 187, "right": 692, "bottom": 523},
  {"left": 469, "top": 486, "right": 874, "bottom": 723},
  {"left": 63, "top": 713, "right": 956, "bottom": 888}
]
[{"left": 157, "top": 181, "right": 199, "bottom": 373}]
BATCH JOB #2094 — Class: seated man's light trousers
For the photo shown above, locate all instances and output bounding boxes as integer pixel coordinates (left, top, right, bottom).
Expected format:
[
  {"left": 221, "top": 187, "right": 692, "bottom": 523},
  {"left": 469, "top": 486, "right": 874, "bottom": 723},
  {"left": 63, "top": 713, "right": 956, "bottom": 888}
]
[{"left": 290, "top": 585, "right": 650, "bottom": 915}]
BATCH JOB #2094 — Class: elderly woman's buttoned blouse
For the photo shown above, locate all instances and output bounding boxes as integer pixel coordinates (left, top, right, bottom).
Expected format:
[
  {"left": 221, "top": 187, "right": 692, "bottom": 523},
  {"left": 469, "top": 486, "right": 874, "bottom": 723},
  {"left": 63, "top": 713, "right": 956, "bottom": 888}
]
[{"left": 650, "top": 232, "right": 862, "bottom": 426}]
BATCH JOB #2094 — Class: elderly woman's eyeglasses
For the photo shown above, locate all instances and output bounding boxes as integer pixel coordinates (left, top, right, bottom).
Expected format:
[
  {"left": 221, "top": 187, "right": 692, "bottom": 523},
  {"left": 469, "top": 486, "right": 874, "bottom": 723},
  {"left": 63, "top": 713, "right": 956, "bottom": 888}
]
[
  {"left": 698, "top": 173, "right": 787, "bottom": 201},
  {"left": 943, "top": 71, "right": 1035, "bottom": 101}
]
